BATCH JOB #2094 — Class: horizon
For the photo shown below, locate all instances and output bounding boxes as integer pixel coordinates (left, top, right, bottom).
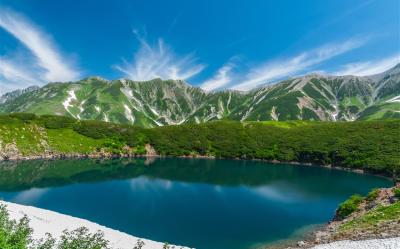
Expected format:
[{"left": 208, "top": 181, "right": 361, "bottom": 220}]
[
  {"left": 0, "top": 0, "right": 399, "bottom": 94},
  {"left": 2, "top": 62, "right": 399, "bottom": 95}
]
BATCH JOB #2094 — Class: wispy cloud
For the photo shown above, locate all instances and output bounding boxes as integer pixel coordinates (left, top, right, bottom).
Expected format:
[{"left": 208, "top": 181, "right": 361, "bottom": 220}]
[
  {"left": 332, "top": 54, "right": 400, "bottom": 76},
  {"left": 115, "top": 30, "right": 205, "bottom": 81},
  {"left": 0, "top": 58, "right": 40, "bottom": 89},
  {"left": 200, "top": 62, "right": 235, "bottom": 91},
  {"left": 0, "top": 7, "right": 79, "bottom": 94},
  {"left": 230, "top": 38, "right": 367, "bottom": 91}
]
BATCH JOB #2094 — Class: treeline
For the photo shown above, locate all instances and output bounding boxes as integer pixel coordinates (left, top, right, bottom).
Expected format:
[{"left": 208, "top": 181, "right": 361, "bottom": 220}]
[
  {"left": 1, "top": 113, "right": 399, "bottom": 176},
  {"left": 144, "top": 121, "right": 400, "bottom": 176}
]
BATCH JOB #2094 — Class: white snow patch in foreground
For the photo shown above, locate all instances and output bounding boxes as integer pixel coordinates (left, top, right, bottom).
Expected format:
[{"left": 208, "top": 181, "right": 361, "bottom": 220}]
[
  {"left": 1, "top": 201, "right": 190, "bottom": 249},
  {"left": 311, "top": 237, "right": 400, "bottom": 249}
]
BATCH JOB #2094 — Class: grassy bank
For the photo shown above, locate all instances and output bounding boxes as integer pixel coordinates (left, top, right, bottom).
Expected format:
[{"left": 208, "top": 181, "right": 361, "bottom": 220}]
[
  {"left": 0, "top": 113, "right": 399, "bottom": 177},
  {"left": 311, "top": 186, "right": 400, "bottom": 244}
]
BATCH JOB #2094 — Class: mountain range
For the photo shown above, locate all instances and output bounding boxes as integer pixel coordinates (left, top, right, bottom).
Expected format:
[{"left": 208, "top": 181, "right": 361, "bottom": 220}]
[{"left": 1, "top": 64, "right": 399, "bottom": 127}]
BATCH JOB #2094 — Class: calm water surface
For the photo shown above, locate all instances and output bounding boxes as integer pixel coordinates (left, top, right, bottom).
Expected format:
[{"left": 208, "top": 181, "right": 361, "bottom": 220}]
[{"left": 0, "top": 158, "right": 391, "bottom": 249}]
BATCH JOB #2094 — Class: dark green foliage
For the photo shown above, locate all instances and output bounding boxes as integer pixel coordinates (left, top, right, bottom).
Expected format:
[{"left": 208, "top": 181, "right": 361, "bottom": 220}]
[
  {"left": 336, "top": 194, "right": 364, "bottom": 220},
  {"left": 73, "top": 120, "right": 147, "bottom": 147},
  {"left": 57, "top": 227, "right": 109, "bottom": 249},
  {"left": 0, "top": 205, "right": 32, "bottom": 249},
  {"left": 8, "top": 113, "right": 38, "bottom": 121},
  {"left": 73, "top": 121, "right": 120, "bottom": 139},
  {"left": 145, "top": 120, "right": 400, "bottom": 175},
  {"left": 1, "top": 113, "right": 399, "bottom": 175},
  {"left": 302, "top": 108, "right": 320, "bottom": 120},
  {"left": 0, "top": 204, "right": 110, "bottom": 249},
  {"left": 394, "top": 188, "right": 400, "bottom": 198},
  {"left": 366, "top": 188, "right": 379, "bottom": 202},
  {"left": 101, "top": 137, "right": 126, "bottom": 154},
  {"left": 383, "top": 111, "right": 400, "bottom": 119},
  {"left": 40, "top": 115, "right": 76, "bottom": 129}
]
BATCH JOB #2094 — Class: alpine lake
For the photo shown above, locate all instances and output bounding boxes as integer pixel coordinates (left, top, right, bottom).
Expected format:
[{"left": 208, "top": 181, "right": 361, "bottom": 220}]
[{"left": 0, "top": 158, "right": 391, "bottom": 249}]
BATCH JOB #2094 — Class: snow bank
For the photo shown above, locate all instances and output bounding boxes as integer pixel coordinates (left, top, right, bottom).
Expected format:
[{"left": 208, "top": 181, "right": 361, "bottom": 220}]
[
  {"left": 311, "top": 237, "right": 400, "bottom": 249},
  {"left": 1, "top": 201, "right": 190, "bottom": 249}
]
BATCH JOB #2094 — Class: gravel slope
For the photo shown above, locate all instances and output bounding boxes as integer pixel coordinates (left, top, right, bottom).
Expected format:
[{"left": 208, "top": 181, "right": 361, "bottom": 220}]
[{"left": 311, "top": 237, "right": 400, "bottom": 249}]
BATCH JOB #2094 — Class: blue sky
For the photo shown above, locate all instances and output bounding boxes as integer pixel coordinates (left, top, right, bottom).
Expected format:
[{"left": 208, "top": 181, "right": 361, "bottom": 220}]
[{"left": 0, "top": 0, "right": 399, "bottom": 93}]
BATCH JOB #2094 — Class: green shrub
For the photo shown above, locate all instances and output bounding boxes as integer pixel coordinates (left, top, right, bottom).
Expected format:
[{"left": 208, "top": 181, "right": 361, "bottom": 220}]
[
  {"left": 134, "top": 145, "right": 147, "bottom": 155},
  {"left": 9, "top": 113, "right": 38, "bottom": 122},
  {"left": 73, "top": 120, "right": 119, "bottom": 139},
  {"left": 394, "top": 188, "right": 400, "bottom": 198},
  {"left": 336, "top": 194, "right": 364, "bottom": 220},
  {"left": 57, "top": 227, "right": 110, "bottom": 249},
  {"left": 0, "top": 204, "right": 111, "bottom": 249},
  {"left": 101, "top": 137, "right": 125, "bottom": 154},
  {"left": 366, "top": 188, "right": 379, "bottom": 202},
  {"left": 0, "top": 204, "right": 32, "bottom": 248},
  {"left": 40, "top": 115, "right": 76, "bottom": 129}
]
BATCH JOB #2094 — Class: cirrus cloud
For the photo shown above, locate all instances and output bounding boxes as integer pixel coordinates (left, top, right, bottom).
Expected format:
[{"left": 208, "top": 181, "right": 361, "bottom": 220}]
[
  {"left": 332, "top": 54, "right": 400, "bottom": 76},
  {"left": 200, "top": 62, "right": 235, "bottom": 92},
  {"left": 230, "top": 38, "right": 367, "bottom": 91},
  {"left": 0, "top": 7, "right": 80, "bottom": 94},
  {"left": 115, "top": 30, "right": 205, "bottom": 81}
]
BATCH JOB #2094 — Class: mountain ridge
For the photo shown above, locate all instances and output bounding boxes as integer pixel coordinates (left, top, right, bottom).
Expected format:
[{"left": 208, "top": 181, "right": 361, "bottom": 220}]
[{"left": 0, "top": 64, "right": 399, "bottom": 127}]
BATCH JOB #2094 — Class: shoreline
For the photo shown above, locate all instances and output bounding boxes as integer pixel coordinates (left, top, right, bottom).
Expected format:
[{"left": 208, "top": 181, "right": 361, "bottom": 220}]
[
  {"left": 0, "top": 153, "right": 397, "bottom": 249},
  {"left": 0, "top": 151, "right": 393, "bottom": 181},
  {"left": 1, "top": 200, "right": 189, "bottom": 249},
  {"left": 283, "top": 186, "right": 400, "bottom": 249},
  {"left": 0, "top": 156, "right": 396, "bottom": 249}
]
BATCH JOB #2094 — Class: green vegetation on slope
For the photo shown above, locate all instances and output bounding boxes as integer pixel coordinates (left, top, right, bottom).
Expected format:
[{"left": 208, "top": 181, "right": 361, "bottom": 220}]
[
  {"left": 315, "top": 187, "right": 400, "bottom": 242},
  {"left": 339, "top": 202, "right": 400, "bottom": 232},
  {"left": 0, "top": 113, "right": 399, "bottom": 177},
  {"left": 0, "top": 64, "right": 399, "bottom": 126},
  {"left": 336, "top": 194, "right": 364, "bottom": 220},
  {"left": 335, "top": 187, "right": 400, "bottom": 239}
]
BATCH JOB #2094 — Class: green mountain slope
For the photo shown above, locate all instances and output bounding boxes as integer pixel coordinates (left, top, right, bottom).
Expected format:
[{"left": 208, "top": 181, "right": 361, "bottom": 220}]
[
  {"left": 0, "top": 114, "right": 399, "bottom": 175},
  {"left": 0, "top": 64, "right": 399, "bottom": 127}
]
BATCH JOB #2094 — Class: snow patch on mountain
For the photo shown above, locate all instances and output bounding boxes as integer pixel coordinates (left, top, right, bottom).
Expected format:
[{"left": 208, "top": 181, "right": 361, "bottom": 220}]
[
  {"left": 124, "top": 104, "right": 135, "bottom": 124},
  {"left": 386, "top": 95, "right": 400, "bottom": 103},
  {"left": 271, "top": 106, "right": 278, "bottom": 121},
  {"left": 63, "top": 90, "right": 77, "bottom": 118}
]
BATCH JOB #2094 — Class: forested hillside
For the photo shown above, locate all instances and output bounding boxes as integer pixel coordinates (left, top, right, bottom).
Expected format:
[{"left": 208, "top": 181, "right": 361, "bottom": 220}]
[{"left": 0, "top": 113, "right": 398, "bottom": 176}]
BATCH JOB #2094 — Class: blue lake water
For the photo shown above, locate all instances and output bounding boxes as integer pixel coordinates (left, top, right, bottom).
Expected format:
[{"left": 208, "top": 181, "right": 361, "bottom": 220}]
[{"left": 0, "top": 158, "right": 391, "bottom": 249}]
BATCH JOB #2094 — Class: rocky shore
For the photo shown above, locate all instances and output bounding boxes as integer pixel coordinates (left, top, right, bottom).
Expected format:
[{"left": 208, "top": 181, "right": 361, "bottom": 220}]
[
  {"left": 284, "top": 186, "right": 400, "bottom": 249},
  {"left": 1, "top": 141, "right": 385, "bottom": 180},
  {"left": 0, "top": 141, "right": 153, "bottom": 161}
]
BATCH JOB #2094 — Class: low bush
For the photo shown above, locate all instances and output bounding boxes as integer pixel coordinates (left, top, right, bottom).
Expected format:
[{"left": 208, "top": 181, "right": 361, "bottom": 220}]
[
  {"left": 8, "top": 112, "right": 38, "bottom": 121},
  {"left": 0, "top": 204, "right": 111, "bottom": 249},
  {"left": 73, "top": 120, "right": 119, "bottom": 139},
  {"left": 394, "top": 188, "right": 400, "bottom": 198},
  {"left": 336, "top": 194, "right": 364, "bottom": 220},
  {"left": 0, "top": 204, "right": 32, "bottom": 248},
  {"left": 40, "top": 115, "right": 76, "bottom": 129},
  {"left": 101, "top": 137, "right": 126, "bottom": 154},
  {"left": 366, "top": 188, "right": 379, "bottom": 202}
]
